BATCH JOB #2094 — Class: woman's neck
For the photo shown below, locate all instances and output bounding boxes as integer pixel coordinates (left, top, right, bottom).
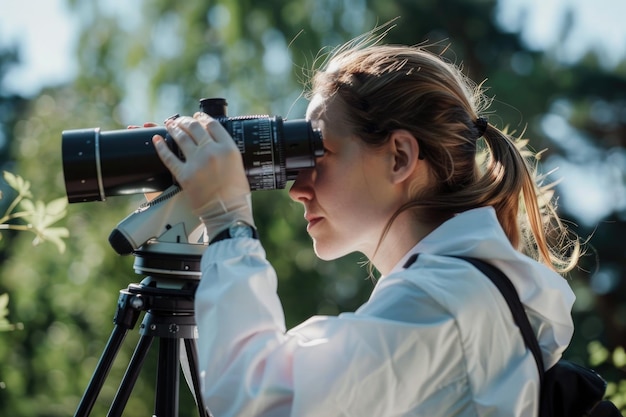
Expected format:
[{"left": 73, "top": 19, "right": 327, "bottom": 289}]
[{"left": 370, "top": 213, "right": 439, "bottom": 276}]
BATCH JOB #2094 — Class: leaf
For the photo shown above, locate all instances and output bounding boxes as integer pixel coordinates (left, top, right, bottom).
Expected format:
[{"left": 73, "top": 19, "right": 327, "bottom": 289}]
[
  {"left": 2, "top": 171, "right": 19, "bottom": 189},
  {"left": 45, "top": 197, "right": 68, "bottom": 216},
  {"left": 36, "top": 227, "right": 70, "bottom": 254},
  {"left": 20, "top": 197, "right": 68, "bottom": 233},
  {"left": 18, "top": 198, "right": 35, "bottom": 213},
  {"left": 3, "top": 171, "right": 32, "bottom": 198},
  {"left": 4, "top": 185, "right": 70, "bottom": 253},
  {"left": 40, "top": 198, "right": 68, "bottom": 228}
]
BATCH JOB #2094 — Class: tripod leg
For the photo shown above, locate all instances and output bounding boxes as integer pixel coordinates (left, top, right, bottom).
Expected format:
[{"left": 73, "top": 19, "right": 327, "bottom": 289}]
[
  {"left": 107, "top": 334, "right": 155, "bottom": 417},
  {"left": 74, "top": 325, "right": 128, "bottom": 417},
  {"left": 184, "top": 339, "right": 212, "bottom": 417},
  {"left": 74, "top": 289, "right": 142, "bottom": 417},
  {"left": 154, "top": 337, "right": 181, "bottom": 417}
]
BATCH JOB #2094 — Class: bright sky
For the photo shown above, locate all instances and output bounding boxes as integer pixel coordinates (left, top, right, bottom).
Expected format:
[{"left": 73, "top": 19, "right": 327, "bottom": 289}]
[
  {"left": 497, "top": 0, "right": 626, "bottom": 68},
  {"left": 1, "top": 0, "right": 625, "bottom": 96},
  {"left": 0, "top": 0, "right": 78, "bottom": 96},
  {"left": 1, "top": 0, "right": 625, "bottom": 226}
]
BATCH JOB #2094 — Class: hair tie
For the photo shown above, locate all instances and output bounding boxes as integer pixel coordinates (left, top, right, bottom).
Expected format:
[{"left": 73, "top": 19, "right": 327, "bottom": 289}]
[{"left": 475, "top": 117, "right": 488, "bottom": 138}]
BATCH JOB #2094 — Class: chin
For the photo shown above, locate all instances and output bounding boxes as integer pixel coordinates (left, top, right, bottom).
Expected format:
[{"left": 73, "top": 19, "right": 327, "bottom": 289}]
[{"left": 312, "top": 240, "right": 351, "bottom": 261}]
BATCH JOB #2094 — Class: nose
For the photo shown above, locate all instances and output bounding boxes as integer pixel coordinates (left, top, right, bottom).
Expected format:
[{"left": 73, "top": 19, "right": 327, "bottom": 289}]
[{"left": 288, "top": 168, "right": 315, "bottom": 203}]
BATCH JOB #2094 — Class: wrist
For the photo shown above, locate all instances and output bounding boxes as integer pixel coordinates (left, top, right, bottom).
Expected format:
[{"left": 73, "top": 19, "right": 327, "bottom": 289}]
[
  {"left": 210, "top": 220, "right": 258, "bottom": 244},
  {"left": 198, "top": 194, "right": 255, "bottom": 238},
  {"left": 194, "top": 194, "right": 253, "bottom": 218}
]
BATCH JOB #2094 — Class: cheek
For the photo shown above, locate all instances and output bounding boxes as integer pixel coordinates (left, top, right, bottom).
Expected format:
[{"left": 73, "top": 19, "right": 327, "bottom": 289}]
[
  {"left": 315, "top": 162, "right": 353, "bottom": 201},
  {"left": 321, "top": 175, "right": 372, "bottom": 224}
]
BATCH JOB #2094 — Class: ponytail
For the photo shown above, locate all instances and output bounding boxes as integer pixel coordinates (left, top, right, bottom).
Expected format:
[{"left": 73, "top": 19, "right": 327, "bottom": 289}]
[{"left": 479, "top": 123, "right": 580, "bottom": 272}]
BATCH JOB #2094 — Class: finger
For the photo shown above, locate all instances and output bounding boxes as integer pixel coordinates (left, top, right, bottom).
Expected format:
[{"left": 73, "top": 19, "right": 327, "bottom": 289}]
[
  {"left": 153, "top": 134, "right": 183, "bottom": 177},
  {"left": 166, "top": 118, "right": 201, "bottom": 157},
  {"left": 176, "top": 116, "right": 213, "bottom": 146},
  {"left": 194, "top": 112, "right": 232, "bottom": 144}
]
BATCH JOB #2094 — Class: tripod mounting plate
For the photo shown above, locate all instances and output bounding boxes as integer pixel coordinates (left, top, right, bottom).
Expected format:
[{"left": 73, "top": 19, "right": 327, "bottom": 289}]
[{"left": 133, "top": 240, "right": 206, "bottom": 278}]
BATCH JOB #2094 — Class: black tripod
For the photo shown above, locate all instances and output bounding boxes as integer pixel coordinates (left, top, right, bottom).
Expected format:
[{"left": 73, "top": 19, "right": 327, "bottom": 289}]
[{"left": 73, "top": 250, "right": 211, "bottom": 417}]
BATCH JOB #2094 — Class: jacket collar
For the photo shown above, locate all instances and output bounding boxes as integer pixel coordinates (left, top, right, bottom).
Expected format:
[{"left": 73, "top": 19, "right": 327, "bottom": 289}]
[{"left": 389, "top": 206, "right": 507, "bottom": 275}]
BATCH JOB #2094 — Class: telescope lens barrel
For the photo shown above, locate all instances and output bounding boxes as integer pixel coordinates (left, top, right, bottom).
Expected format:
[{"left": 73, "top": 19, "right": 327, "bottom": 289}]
[
  {"left": 62, "top": 127, "right": 174, "bottom": 203},
  {"left": 62, "top": 116, "right": 323, "bottom": 203}
]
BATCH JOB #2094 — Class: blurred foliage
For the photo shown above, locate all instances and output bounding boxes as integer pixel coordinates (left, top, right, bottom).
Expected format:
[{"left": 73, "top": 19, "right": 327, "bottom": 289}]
[
  {"left": 0, "top": 170, "right": 68, "bottom": 333},
  {"left": 0, "top": 0, "right": 624, "bottom": 415},
  {"left": 589, "top": 341, "right": 626, "bottom": 410},
  {"left": 0, "top": 171, "right": 69, "bottom": 253},
  {"left": 0, "top": 293, "right": 21, "bottom": 332}
]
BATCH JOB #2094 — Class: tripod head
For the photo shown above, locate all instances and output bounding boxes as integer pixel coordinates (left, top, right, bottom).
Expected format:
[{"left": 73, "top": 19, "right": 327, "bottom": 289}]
[{"left": 108, "top": 185, "right": 206, "bottom": 279}]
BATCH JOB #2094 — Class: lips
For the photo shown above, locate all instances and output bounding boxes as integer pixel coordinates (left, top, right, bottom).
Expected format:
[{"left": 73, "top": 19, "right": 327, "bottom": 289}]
[{"left": 304, "top": 213, "right": 323, "bottom": 230}]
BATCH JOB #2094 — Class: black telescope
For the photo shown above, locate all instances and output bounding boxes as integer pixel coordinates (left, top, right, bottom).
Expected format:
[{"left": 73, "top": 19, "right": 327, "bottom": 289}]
[{"left": 62, "top": 98, "right": 324, "bottom": 203}]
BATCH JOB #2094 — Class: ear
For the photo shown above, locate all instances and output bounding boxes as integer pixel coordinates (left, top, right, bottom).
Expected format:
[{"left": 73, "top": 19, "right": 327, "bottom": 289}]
[{"left": 389, "top": 129, "right": 420, "bottom": 184}]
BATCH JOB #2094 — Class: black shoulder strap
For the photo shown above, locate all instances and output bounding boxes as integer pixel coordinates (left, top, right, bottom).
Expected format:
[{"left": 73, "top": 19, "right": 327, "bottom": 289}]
[{"left": 452, "top": 256, "right": 546, "bottom": 380}]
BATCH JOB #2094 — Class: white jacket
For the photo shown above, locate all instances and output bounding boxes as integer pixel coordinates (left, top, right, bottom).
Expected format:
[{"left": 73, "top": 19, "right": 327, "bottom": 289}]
[{"left": 195, "top": 207, "right": 575, "bottom": 417}]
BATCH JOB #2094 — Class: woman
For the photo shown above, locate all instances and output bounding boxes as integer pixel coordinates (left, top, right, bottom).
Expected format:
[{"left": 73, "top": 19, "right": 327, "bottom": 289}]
[{"left": 153, "top": 36, "right": 579, "bottom": 417}]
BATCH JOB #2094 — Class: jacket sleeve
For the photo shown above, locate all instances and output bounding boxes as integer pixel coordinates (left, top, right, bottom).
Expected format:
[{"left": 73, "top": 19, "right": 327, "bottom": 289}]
[
  {"left": 194, "top": 238, "right": 473, "bottom": 417},
  {"left": 195, "top": 237, "right": 290, "bottom": 416}
]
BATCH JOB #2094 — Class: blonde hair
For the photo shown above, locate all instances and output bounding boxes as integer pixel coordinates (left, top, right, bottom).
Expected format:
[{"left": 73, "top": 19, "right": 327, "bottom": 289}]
[{"left": 310, "top": 38, "right": 580, "bottom": 273}]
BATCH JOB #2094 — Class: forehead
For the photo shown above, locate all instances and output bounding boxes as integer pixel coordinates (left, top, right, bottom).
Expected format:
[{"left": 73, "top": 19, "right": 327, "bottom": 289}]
[
  {"left": 305, "top": 93, "right": 326, "bottom": 121},
  {"left": 306, "top": 93, "right": 353, "bottom": 136}
]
